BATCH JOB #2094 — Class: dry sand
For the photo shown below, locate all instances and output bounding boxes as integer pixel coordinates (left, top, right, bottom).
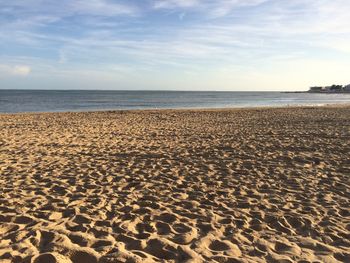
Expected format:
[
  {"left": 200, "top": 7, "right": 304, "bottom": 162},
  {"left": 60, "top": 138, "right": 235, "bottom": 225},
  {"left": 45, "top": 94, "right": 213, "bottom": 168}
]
[{"left": 0, "top": 106, "right": 349, "bottom": 263}]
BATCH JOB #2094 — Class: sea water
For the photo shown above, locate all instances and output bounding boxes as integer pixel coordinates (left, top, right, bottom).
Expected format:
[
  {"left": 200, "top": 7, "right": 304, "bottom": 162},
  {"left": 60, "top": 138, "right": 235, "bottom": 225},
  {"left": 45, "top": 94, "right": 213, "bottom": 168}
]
[{"left": 1, "top": 90, "right": 350, "bottom": 113}]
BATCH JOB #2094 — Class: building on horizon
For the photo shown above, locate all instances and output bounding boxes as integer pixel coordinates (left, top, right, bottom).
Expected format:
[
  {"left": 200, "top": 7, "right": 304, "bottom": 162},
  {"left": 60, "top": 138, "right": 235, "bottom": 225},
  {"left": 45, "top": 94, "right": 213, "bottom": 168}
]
[
  {"left": 308, "top": 84, "right": 350, "bottom": 93},
  {"left": 309, "top": 86, "right": 324, "bottom": 92},
  {"left": 344, "top": 84, "right": 350, "bottom": 92}
]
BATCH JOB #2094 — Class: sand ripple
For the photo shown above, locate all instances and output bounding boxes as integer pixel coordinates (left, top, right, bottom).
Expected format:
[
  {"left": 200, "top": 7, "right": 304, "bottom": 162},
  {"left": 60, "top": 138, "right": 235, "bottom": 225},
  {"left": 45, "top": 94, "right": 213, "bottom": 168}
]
[{"left": 0, "top": 107, "right": 349, "bottom": 262}]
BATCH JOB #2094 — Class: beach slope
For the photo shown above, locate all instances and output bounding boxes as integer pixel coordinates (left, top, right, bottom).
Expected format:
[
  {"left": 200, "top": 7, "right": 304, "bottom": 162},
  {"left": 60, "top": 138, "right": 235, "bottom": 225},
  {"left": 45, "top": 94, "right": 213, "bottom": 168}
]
[{"left": 0, "top": 107, "right": 349, "bottom": 262}]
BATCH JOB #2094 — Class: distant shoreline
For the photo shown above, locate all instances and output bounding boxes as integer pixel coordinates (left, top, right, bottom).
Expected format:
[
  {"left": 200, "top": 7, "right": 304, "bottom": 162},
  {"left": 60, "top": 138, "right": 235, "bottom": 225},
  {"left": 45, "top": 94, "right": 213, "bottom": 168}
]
[{"left": 283, "top": 91, "right": 350, "bottom": 94}]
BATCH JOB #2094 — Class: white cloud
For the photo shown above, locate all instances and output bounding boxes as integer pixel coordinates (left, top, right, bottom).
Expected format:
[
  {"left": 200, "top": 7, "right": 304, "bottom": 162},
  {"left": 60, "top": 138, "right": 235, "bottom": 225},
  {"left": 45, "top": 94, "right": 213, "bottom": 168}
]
[
  {"left": 0, "top": 0, "right": 138, "bottom": 24},
  {"left": 0, "top": 64, "right": 31, "bottom": 77},
  {"left": 13, "top": 65, "right": 31, "bottom": 76},
  {"left": 1, "top": 0, "right": 350, "bottom": 90},
  {"left": 153, "top": 0, "right": 268, "bottom": 17},
  {"left": 69, "top": 0, "right": 137, "bottom": 16},
  {"left": 153, "top": 0, "right": 199, "bottom": 9}
]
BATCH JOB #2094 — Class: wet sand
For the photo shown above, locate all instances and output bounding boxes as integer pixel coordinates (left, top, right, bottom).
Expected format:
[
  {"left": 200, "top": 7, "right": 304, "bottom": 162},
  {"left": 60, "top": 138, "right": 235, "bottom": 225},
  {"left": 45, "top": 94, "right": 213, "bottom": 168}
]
[{"left": 0, "top": 106, "right": 349, "bottom": 262}]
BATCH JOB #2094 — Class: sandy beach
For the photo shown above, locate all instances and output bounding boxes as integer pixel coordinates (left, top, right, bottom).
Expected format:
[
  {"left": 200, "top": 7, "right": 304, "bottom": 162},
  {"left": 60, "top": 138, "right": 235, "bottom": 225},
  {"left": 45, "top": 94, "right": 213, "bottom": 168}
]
[{"left": 0, "top": 106, "right": 349, "bottom": 263}]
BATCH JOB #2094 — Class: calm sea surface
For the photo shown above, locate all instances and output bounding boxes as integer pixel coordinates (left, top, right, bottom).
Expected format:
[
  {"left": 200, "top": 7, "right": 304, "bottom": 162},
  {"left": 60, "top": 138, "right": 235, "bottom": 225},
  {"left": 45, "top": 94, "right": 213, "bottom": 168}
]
[{"left": 1, "top": 90, "right": 350, "bottom": 113}]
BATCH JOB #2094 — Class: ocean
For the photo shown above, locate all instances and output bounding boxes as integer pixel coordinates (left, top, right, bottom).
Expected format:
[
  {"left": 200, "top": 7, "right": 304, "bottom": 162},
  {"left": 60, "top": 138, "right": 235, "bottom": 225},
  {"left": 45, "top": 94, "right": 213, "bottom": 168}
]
[{"left": 1, "top": 90, "right": 350, "bottom": 113}]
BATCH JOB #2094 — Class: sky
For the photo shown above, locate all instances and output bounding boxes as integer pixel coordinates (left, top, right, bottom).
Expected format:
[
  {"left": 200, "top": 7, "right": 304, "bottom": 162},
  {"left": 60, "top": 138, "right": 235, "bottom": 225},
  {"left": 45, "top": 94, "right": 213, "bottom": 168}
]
[{"left": 0, "top": 0, "right": 350, "bottom": 91}]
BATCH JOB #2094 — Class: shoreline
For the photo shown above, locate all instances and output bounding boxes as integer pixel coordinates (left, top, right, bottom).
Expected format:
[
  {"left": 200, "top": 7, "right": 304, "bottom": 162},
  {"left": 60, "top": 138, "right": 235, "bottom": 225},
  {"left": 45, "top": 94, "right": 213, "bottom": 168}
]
[{"left": 1, "top": 102, "right": 350, "bottom": 115}]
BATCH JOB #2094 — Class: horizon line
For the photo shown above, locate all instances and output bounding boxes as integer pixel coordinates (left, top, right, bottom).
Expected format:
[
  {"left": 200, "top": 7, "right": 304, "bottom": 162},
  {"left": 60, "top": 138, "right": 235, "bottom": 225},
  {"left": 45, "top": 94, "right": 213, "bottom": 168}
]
[{"left": 0, "top": 88, "right": 301, "bottom": 92}]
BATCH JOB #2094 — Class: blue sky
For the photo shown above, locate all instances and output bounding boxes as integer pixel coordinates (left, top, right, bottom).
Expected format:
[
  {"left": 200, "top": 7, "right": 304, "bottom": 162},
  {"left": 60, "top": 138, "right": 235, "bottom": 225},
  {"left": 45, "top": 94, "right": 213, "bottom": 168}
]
[{"left": 0, "top": 0, "right": 350, "bottom": 90}]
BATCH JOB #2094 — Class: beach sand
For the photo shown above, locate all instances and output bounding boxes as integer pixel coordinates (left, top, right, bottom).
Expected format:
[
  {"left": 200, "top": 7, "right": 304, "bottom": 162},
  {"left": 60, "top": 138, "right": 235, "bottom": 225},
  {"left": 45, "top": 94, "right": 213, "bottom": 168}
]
[{"left": 0, "top": 106, "right": 349, "bottom": 263}]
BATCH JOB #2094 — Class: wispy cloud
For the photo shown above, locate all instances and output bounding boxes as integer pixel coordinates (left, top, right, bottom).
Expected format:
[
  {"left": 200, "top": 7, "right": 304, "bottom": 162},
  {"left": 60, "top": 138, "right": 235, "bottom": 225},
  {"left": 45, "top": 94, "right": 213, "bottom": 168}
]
[
  {"left": 13, "top": 65, "right": 31, "bottom": 76},
  {"left": 153, "top": 0, "right": 268, "bottom": 17},
  {"left": 0, "top": 64, "right": 31, "bottom": 77},
  {"left": 69, "top": 0, "right": 138, "bottom": 16},
  {"left": 1, "top": 0, "right": 350, "bottom": 90},
  {"left": 153, "top": 0, "right": 199, "bottom": 9},
  {"left": 0, "top": 0, "right": 138, "bottom": 17}
]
